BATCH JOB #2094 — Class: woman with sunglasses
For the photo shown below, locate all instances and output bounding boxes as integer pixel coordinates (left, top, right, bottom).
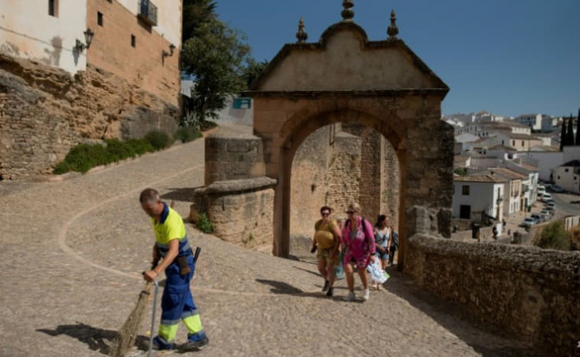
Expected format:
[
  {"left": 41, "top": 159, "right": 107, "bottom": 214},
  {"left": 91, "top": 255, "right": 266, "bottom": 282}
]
[
  {"left": 341, "top": 203, "right": 376, "bottom": 302},
  {"left": 310, "top": 206, "right": 342, "bottom": 297}
]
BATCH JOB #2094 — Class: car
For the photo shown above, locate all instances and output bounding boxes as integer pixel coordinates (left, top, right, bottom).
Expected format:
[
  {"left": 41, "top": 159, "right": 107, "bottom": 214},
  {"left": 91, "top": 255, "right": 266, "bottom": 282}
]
[
  {"left": 520, "top": 218, "right": 536, "bottom": 228},
  {"left": 542, "top": 193, "right": 553, "bottom": 202},
  {"left": 530, "top": 214, "right": 541, "bottom": 224},
  {"left": 540, "top": 209, "right": 551, "bottom": 216},
  {"left": 550, "top": 185, "right": 564, "bottom": 193},
  {"left": 539, "top": 212, "right": 551, "bottom": 222}
]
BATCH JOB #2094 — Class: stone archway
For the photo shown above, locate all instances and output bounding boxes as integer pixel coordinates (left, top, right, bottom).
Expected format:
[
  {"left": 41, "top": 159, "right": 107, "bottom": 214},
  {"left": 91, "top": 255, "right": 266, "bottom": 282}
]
[{"left": 245, "top": 12, "right": 454, "bottom": 268}]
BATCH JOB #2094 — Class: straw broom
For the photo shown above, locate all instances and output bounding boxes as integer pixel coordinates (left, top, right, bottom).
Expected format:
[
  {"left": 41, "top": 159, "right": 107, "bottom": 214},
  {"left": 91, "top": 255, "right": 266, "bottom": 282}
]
[{"left": 108, "top": 281, "right": 153, "bottom": 357}]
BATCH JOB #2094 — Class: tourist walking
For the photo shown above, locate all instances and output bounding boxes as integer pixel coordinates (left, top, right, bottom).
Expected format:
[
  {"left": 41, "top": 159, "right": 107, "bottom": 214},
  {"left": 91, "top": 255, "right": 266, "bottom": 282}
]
[
  {"left": 140, "top": 188, "right": 209, "bottom": 351},
  {"left": 341, "top": 203, "right": 376, "bottom": 302},
  {"left": 310, "top": 206, "right": 342, "bottom": 297},
  {"left": 372, "top": 214, "right": 390, "bottom": 290}
]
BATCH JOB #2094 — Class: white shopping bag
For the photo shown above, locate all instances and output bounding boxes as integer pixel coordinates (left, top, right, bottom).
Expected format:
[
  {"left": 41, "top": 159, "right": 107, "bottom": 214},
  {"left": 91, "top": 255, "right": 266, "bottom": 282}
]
[{"left": 367, "top": 258, "right": 390, "bottom": 284}]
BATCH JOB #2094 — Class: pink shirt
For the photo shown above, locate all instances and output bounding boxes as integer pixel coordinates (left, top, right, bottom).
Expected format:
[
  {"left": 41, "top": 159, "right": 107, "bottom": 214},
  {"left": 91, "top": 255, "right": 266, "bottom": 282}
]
[{"left": 341, "top": 216, "right": 376, "bottom": 258}]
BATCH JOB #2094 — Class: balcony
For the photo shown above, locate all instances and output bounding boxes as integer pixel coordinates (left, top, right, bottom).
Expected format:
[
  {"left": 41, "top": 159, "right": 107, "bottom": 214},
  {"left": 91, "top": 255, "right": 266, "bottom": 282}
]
[{"left": 138, "top": 0, "right": 157, "bottom": 27}]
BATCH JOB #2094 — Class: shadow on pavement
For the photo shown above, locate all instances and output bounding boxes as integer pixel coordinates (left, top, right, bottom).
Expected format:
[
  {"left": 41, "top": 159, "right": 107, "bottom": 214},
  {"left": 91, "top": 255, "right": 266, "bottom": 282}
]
[
  {"left": 37, "top": 323, "right": 149, "bottom": 355},
  {"left": 383, "top": 268, "right": 546, "bottom": 357},
  {"left": 161, "top": 187, "right": 203, "bottom": 203},
  {"left": 255, "top": 279, "right": 363, "bottom": 303}
]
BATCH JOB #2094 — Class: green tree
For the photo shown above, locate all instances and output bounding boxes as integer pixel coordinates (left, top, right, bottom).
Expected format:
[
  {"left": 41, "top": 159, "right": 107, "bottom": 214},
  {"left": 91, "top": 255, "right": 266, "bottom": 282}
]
[
  {"left": 242, "top": 58, "right": 269, "bottom": 87},
  {"left": 181, "top": 17, "right": 251, "bottom": 123},
  {"left": 560, "top": 117, "right": 566, "bottom": 151},
  {"left": 566, "top": 114, "right": 575, "bottom": 147},
  {"left": 576, "top": 108, "right": 580, "bottom": 146},
  {"left": 182, "top": 0, "right": 216, "bottom": 44}
]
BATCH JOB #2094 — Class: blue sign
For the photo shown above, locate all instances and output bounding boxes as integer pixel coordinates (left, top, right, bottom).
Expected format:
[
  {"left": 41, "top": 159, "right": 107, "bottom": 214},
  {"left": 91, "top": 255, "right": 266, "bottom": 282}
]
[{"left": 233, "top": 98, "right": 252, "bottom": 109}]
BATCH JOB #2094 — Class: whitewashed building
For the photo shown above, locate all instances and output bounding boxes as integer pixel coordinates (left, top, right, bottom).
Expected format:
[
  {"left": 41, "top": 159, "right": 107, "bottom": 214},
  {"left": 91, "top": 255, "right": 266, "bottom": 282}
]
[
  {"left": 453, "top": 175, "right": 506, "bottom": 233},
  {"left": 553, "top": 160, "right": 580, "bottom": 194}
]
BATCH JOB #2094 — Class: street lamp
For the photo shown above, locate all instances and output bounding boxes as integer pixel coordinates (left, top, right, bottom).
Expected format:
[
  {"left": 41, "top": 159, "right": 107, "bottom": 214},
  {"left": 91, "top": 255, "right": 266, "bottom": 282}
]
[
  {"left": 75, "top": 28, "right": 95, "bottom": 52},
  {"left": 162, "top": 44, "right": 176, "bottom": 58}
]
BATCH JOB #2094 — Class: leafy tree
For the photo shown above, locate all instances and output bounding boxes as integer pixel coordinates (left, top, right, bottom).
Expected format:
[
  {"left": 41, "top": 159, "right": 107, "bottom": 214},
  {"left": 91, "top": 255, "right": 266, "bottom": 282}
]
[
  {"left": 576, "top": 108, "right": 580, "bottom": 146},
  {"left": 181, "top": 16, "right": 251, "bottom": 122},
  {"left": 182, "top": 0, "right": 217, "bottom": 44},
  {"left": 242, "top": 58, "right": 269, "bottom": 87},
  {"left": 560, "top": 117, "right": 566, "bottom": 151}
]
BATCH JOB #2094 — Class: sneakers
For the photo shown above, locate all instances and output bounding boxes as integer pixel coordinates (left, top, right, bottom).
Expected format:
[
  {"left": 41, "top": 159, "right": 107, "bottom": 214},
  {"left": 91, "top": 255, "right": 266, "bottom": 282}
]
[
  {"left": 343, "top": 292, "right": 356, "bottom": 302},
  {"left": 180, "top": 337, "right": 209, "bottom": 352},
  {"left": 326, "top": 287, "right": 334, "bottom": 297},
  {"left": 362, "top": 288, "right": 370, "bottom": 301},
  {"left": 322, "top": 280, "right": 330, "bottom": 292}
]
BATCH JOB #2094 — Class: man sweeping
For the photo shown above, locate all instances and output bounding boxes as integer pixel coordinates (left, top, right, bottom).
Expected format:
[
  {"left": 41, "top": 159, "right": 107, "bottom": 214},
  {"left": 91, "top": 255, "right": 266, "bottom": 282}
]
[{"left": 140, "top": 188, "right": 209, "bottom": 351}]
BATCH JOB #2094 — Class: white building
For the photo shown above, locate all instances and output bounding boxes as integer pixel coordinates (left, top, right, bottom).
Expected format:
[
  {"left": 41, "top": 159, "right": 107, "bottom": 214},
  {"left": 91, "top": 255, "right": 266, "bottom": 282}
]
[
  {"left": 541, "top": 116, "right": 559, "bottom": 133},
  {"left": 515, "top": 114, "right": 551, "bottom": 132},
  {"left": 521, "top": 146, "right": 580, "bottom": 182},
  {"left": 495, "top": 133, "right": 543, "bottom": 152},
  {"left": 453, "top": 175, "right": 505, "bottom": 233},
  {"left": 0, "top": 0, "right": 88, "bottom": 74},
  {"left": 553, "top": 160, "right": 580, "bottom": 194}
]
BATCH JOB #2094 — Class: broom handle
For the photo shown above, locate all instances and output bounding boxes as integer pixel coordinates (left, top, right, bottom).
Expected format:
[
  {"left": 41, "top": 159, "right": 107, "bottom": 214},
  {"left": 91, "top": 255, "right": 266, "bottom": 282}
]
[{"left": 148, "top": 279, "right": 159, "bottom": 357}]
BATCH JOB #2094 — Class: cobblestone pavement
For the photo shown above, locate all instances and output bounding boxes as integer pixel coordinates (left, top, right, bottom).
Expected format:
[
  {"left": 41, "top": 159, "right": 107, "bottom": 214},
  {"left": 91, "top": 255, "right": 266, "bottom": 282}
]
[{"left": 0, "top": 125, "right": 543, "bottom": 357}]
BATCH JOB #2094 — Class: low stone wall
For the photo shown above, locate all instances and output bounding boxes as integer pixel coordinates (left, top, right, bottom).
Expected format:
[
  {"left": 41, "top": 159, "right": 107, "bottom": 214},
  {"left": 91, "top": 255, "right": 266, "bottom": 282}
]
[
  {"left": 405, "top": 233, "right": 580, "bottom": 357},
  {"left": 451, "top": 226, "right": 494, "bottom": 241},
  {"left": 191, "top": 177, "right": 276, "bottom": 248}
]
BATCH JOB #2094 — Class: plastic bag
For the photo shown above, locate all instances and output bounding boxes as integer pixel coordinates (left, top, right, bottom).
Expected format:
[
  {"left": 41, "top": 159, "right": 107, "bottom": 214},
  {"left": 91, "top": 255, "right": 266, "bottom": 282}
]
[
  {"left": 334, "top": 261, "right": 345, "bottom": 280},
  {"left": 367, "top": 258, "right": 390, "bottom": 284}
]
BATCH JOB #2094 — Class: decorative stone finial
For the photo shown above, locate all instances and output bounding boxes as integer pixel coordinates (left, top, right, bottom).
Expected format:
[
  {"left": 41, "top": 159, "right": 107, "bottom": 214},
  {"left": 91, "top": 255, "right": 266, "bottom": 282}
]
[
  {"left": 387, "top": 9, "right": 399, "bottom": 39},
  {"left": 341, "top": 0, "right": 354, "bottom": 22},
  {"left": 296, "top": 17, "right": 308, "bottom": 43}
]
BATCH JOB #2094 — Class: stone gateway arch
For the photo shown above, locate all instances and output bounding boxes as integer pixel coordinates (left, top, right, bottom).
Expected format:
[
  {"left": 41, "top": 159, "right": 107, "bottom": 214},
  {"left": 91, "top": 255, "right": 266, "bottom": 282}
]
[
  {"left": 246, "top": 12, "right": 454, "bottom": 265},
  {"left": 193, "top": 7, "right": 454, "bottom": 268}
]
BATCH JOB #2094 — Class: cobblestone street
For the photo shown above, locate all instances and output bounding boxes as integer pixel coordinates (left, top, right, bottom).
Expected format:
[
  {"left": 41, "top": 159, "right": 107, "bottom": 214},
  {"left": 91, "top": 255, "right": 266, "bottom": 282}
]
[{"left": 0, "top": 125, "right": 542, "bottom": 357}]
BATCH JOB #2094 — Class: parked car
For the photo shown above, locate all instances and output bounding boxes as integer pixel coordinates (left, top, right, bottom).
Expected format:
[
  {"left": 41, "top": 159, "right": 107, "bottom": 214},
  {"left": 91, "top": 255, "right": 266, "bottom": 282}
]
[
  {"left": 542, "top": 193, "right": 553, "bottom": 202},
  {"left": 550, "top": 185, "right": 564, "bottom": 193},
  {"left": 530, "top": 214, "right": 541, "bottom": 224},
  {"left": 539, "top": 212, "right": 551, "bottom": 222},
  {"left": 546, "top": 201, "right": 556, "bottom": 208},
  {"left": 520, "top": 218, "right": 536, "bottom": 228}
]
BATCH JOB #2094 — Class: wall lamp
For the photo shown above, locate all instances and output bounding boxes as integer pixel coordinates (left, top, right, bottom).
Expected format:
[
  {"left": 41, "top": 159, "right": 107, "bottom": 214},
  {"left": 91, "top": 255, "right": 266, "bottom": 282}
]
[
  {"left": 75, "top": 28, "right": 95, "bottom": 53},
  {"left": 162, "top": 44, "right": 176, "bottom": 58}
]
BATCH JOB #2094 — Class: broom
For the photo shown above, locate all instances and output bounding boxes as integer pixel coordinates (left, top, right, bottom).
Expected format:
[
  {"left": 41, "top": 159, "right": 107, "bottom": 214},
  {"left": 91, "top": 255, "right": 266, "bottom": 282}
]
[{"left": 108, "top": 261, "right": 157, "bottom": 357}]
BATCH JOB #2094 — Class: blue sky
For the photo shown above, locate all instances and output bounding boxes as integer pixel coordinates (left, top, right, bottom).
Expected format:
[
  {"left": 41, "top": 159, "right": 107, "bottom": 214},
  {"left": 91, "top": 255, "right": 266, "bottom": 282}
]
[{"left": 215, "top": 0, "right": 580, "bottom": 117}]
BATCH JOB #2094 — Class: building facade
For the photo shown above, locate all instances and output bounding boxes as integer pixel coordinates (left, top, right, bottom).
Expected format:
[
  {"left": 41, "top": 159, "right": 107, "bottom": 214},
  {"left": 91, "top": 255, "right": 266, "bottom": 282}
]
[
  {"left": 553, "top": 160, "right": 580, "bottom": 194},
  {"left": 452, "top": 175, "right": 505, "bottom": 232},
  {"left": 0, "top": 0, "right": 88, "bottom": 73}
]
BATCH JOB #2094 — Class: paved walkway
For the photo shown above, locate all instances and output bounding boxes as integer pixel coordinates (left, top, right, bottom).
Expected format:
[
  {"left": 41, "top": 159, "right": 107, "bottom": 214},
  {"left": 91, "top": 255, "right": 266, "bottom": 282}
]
[{"left": 0, "top": 125, "right": 541, "bottom": 357}]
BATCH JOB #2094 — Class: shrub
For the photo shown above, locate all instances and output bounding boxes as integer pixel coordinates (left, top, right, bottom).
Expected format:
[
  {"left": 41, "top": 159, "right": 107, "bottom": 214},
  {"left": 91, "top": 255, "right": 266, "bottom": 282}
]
[
  {"left": 126, "top": 139, "right": 155, "bottom": 156},
  {"left": 53, "top": 160, "right": 72, "bottom": 175},
  {"left": 534, "top": 221, "right": 571, "bottom": 251},
  {"left": 174, "top": 127, "right": 202, "bottom": 143},
  {"left": 199, "top": 120, "right": 218, "bottom": 131},
  {"left": 570, "top": 226, "right": 580, "bottom": 251},
  {"left": 59, "top": 143, "right": 108, "bottom": 174},
  {"left": 105, "top": 139, "right": 136, "bottom": 162},
  {"left": 454, "top": 168, "right": 467, "bottom": 176},
  {"left": 195, "top": 213, "right": 214, "bottom": 234},
  {"left": 145, "top": 130, "right": 173, "bottom": 150}
]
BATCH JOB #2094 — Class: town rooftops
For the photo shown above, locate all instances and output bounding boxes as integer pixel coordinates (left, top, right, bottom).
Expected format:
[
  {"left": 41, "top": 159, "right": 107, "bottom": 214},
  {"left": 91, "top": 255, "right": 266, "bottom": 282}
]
[
  {"left": 484, "top": 167, "right": 528, "bottom": 180},
  {"left": 454, "top": 174, "right": 507, "bottom": 183},
  {"left": 487, "top": 144, "right": 517, "bottom": 151},
  {"left": 506, "top": 133, "right": 542, "bottom": 140}
]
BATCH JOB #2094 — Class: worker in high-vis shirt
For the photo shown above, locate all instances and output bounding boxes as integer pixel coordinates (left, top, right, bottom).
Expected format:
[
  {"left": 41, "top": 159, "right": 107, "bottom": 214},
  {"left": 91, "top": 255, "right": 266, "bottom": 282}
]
[{"left": 140, "top": 188, "right": 209, "bottom": 351}]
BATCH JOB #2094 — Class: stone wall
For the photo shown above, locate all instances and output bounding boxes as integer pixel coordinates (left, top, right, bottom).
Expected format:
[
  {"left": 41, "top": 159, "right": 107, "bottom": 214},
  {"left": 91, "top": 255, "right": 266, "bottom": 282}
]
[
  {"left": 405, "top": 233, "right": 580, "bottom": 357},
  {"left": 0, "top": 54, "right": 178, "bottom": 179},
  {"left": 382, "top": 137, "right": 400, "bottom": 230},
  {"left": 191, "top": 177, "right": 276, "bottom": 248}
]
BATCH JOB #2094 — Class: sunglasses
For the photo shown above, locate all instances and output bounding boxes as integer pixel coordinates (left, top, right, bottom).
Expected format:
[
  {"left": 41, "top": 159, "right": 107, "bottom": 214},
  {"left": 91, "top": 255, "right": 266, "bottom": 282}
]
[
  {"left": 346, "top": 211, "right": 355, "bottom": 214},
  {"left": 321, "top": 212, "right": 330, "bottom": 216}
]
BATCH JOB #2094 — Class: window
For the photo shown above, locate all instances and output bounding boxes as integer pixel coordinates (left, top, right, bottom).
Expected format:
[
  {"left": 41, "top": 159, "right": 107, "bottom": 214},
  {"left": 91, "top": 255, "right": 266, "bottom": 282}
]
[
  {"left": 512, "top": 140, "right": 515, "bottom": 147},
  {"left": 131, "top": 35, "right": 136, "bottom": 47},
  {"left": 565, "top": 168, "right": 569, "bottom": 173},
  {"left": 522, "top": 141, "right": 525, "bottom": 147},
  {"left": 462, "top": 185, "right": 470, "bottom": 196},
  {"left": 98, "top": 12, "right": 104, "bottom": 26},
  {"left": 48, "top": 0, "right": 58, "bottom": 17},
  {"left": 558, "top": 176, "right": 561, "bottom": 180}
]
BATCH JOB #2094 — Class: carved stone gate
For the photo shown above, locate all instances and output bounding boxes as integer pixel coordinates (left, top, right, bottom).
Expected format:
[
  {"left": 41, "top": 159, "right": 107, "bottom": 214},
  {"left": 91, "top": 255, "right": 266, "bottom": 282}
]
[{"left": 193, "top": 4, "right": 454, "bottom": 268}]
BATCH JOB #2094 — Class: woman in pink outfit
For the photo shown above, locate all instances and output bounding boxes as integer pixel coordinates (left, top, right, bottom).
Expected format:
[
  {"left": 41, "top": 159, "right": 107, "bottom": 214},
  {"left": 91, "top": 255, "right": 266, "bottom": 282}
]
[{"left": 341, "top": 203, "right": 376, "bottom": 302}]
